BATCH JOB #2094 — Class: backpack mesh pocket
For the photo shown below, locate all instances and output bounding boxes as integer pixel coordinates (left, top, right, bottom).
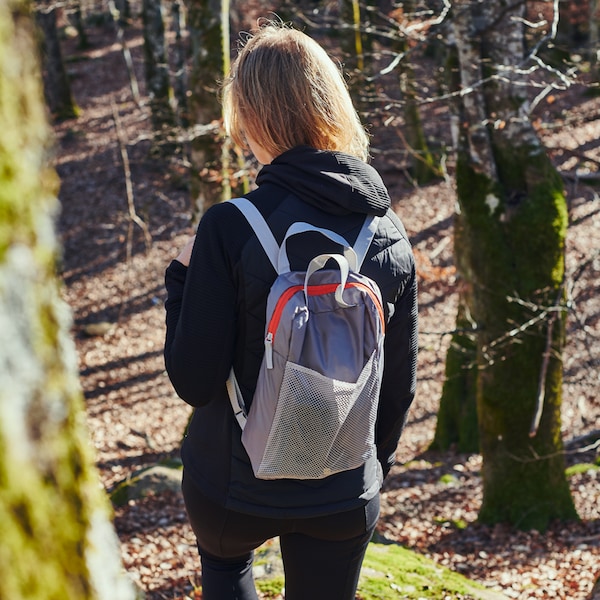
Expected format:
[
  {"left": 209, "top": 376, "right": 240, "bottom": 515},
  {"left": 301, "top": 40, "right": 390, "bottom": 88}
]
[{"left": 254, "top": 349, "right": 381, "bottom": 479}]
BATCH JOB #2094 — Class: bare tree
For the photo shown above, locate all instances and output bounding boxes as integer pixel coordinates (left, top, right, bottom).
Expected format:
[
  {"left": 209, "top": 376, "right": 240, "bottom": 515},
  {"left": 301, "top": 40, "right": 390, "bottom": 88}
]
[
  {"left": 0, "top": 2, "right": 136, "bottom": 597},
  {"left": 36, "top": 1, "right": 79, "bottom": 120},
  {"left": 70, "top": 0, "right": 90, "bottom": 49},
  {"left": 171, "top": 0, "right": 189, "bottom": 126},
  {"left": 142, "top": 0, "right": 177, "bottom": 143},
  {"left": 387, "top": 2, "right": 439, "bottom": 184}
]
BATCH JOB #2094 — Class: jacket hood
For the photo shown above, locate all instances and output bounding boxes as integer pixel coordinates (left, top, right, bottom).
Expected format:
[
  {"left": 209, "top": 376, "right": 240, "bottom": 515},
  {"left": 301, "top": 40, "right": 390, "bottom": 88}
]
[{"left": 255, "top": 146, "right": 391, "bottom": 217}]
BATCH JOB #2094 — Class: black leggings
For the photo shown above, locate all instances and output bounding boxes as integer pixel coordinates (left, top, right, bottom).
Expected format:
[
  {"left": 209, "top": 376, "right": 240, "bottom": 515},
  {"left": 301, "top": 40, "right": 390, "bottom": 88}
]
[{"left": 182, "top": 475, "right": 380, "bottom": 600}]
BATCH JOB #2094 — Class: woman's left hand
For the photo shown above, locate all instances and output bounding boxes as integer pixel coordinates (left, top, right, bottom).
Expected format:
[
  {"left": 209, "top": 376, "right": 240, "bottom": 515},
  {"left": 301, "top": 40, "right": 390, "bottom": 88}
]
[{"left": 175, "top": 235, "right": 196, "bottom": 267}]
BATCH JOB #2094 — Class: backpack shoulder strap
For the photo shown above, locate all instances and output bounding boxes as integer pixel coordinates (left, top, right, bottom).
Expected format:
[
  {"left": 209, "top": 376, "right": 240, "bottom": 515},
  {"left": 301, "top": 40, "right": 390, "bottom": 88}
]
[
  {"left": 229, "top": 197, "right": 279, "bottom": 273},
  {"left": 230, "top": 197, "right": 380, "bottom": 273},
  {"left": 353, "top": 215, "right": 380, "bottom": 270},
  {"left": 228, "top": 196, "right": 280, "bottom": 428},
  {"left": 226, "top": 367, "right": 247, "bottom": 429}
]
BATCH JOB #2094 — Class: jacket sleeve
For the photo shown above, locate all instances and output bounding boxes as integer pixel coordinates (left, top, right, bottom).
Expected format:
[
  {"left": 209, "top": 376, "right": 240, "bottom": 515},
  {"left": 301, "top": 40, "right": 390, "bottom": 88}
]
[
  {"left": 164, "top": 205, "right": 239, "bottom": 406},
  {"left": 376, "top": 260, "right": 418, "bottom": 478}
]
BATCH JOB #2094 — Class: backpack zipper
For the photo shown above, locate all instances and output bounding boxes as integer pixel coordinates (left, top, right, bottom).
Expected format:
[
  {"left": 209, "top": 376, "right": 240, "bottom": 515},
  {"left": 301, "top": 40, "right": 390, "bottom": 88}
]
[{"left": 264, "top": 282, "right": 385, "bottom": 369}]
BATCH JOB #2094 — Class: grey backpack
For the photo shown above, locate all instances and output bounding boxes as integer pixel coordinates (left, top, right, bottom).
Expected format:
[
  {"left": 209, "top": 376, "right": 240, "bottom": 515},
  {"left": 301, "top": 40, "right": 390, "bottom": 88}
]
[{"left": 226, "top": 197, "right": 385, "bottom": 480}]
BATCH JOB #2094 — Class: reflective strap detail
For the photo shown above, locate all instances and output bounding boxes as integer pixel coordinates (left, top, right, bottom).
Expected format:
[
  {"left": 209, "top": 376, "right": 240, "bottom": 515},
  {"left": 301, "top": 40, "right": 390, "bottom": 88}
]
[{"left": 353, "top": 215, "right": 380, "bottom": 270}]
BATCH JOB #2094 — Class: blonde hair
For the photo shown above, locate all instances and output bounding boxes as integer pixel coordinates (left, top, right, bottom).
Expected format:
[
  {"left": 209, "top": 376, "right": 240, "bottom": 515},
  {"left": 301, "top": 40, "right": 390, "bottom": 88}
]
[{"left": 222, "top": 21, "right": 369, "bottom": 161}]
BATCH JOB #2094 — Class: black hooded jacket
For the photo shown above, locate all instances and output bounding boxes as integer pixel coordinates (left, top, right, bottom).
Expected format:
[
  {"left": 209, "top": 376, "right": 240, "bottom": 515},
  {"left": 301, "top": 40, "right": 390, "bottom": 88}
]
[{"left": 164, "top": 146, "right": 418, "bottom": 517}]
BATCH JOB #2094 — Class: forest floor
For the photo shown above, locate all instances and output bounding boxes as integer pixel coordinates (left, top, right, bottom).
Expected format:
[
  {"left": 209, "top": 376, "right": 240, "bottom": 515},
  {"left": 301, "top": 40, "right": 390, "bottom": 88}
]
[{"left": 52, "top": 13, "right": 600, "bottom": 600}]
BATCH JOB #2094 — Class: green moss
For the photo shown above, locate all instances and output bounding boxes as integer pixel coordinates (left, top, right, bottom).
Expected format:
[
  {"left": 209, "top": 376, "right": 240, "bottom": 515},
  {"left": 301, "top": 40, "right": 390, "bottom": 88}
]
[
  {"left": 432, "top": 304, "right": 479, "bottom": 453},
  {"left": 565, "top": 463, "right": 600, "bottom": 477},
  {"left": 0, "top": 427, "right": 97, "bottom": 599},
  {"left": 110, "top": 463, "right": 183, "bottom": 506},
  {"left": 255, "top": 577, "right": 285, "bottom": 598},
  {"left": 454, "top": 132, "right": 577, "bottom": 530},
  {"left": 434, "top": 516, "right": 469, "bottom": 530},
  {"left": 0, "top": 3, "right": 120, "bottom": 597},
  {"left": 358, "top": 542, "right": 498, "bottom": 599},
  {"left": 248, "top": 539, "right": 505, "bottom": 600},
  {"left": 439, "top": 473, "right": 460, "bottom": 485},
  {"left": 476, "top": 334, "right": 577, "bottom": 530}
]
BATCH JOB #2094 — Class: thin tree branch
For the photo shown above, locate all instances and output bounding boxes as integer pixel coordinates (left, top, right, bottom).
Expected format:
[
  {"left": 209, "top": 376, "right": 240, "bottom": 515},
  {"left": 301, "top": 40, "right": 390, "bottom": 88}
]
[
  {"left": 529, "top": 296, "right": 559, "bottom": 437},
  {"left": 108, "top": 0, "right": 141, "bottom": 105},
  {"left": 111, "top": 99, "right": 152, "bottom": 265}
]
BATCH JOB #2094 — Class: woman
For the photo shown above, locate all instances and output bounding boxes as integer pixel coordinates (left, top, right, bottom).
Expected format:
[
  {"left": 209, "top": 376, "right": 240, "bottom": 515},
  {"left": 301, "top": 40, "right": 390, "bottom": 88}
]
[{"left": 164, "top": 21, "right": 418, "bottom": 600}]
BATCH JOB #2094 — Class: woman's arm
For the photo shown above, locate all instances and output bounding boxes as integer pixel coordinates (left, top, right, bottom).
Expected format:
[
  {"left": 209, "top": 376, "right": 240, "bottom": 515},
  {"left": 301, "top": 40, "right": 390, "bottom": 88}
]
[
  {"left": 375, "top": 263, "right": 419, "bottom": 478},
  {"left": 164, "top": 206, "right": 239, "bottom": 406}
]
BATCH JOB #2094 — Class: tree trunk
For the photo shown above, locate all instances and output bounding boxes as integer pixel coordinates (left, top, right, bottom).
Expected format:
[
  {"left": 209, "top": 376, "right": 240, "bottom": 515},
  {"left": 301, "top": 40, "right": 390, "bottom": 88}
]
[
  {"left": 115, "top": 0, "right": 132, "bottom": 25},
  {"left": 338, "top": 0, "right": 376, "bottom": 112},
  {"left": 591, "top": 0, "right": 599, "bottom": 60},
  {"left": 431, "top": 294, "right": 479, "bottom": 453},
  {"left": 590, "top": 0, "right": 600, "bottom": 84},
  {"left": 171, "top": 0, "right": 189, "bottom": 127},
  {"left": 391, "top": 0, "right": 439, "bottom": 184},
  {"left": 36, "top": 3, "right": 79, "bottom": 120},
  {"left": 450, "top": 0, "right": 577, "bottom": 531},
  {"left": 0, "top": 3, "right": 135, "bottom": 598},
  {"left": 186, "top": 0, "right": 230, "bottom": 223},
  {"left": 433, "top": 20, "right": 479, "bottom": 453},
  {"left": 71, "top": 0, "right": 90, "bottom": 49},
  {"left": 432, "top": 19, "right": 479, "bottom": 452},
  {"left": 552, "top": 0, "right": 587, "bottom": 62},
  {"left": 142, "top": 0, "right": 176, "bottom": 144}
]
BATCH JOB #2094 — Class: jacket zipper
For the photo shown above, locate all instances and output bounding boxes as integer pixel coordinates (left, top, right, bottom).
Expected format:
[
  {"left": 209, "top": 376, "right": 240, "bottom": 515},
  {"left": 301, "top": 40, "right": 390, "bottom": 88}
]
[{"left": 264, "top": 282, "right": 385, "bottom": 369}]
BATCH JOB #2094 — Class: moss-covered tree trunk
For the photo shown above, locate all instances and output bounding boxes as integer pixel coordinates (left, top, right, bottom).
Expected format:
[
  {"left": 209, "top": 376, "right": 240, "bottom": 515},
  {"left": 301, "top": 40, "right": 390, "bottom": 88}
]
[
  {"left": 448, "top": 0, "right": 577, "bottom": 531},
  {"left": 142, "top": 0, "right": 176, "bottom": 144},
  {"left": 0, "top": 3, "right": 135, "bottom": 598},
  {"left": 430, "top": 293, "right": 479, "bottom": 453},
  {"left": 432, "top": 29, "right": 479, "bottom": 453},
  {"left": 185, "top": 0, "right": 230, "bottom": 223}
]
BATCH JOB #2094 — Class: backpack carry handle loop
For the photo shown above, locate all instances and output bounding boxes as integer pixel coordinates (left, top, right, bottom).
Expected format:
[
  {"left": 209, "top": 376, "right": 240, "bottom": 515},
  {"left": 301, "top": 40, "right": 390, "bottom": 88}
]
[
  {"left": 305, "top": 253, "right": 353, "bottom": 308},
  {"left": 279, "top": 222, "right": 356, "bottom": 273}
]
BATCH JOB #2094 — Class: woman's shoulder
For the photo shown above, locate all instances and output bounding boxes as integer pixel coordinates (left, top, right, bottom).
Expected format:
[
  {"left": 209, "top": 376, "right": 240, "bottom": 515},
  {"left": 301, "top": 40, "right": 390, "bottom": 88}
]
[{"left": 371, "top": 208, "right": 413, "bottom": 262}]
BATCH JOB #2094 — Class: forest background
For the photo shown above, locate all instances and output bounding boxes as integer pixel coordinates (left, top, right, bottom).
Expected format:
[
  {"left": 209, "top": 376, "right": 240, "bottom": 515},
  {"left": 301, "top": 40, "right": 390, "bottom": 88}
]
[{"left": 8, "top": 0, "right": 600, "bottom": 598}]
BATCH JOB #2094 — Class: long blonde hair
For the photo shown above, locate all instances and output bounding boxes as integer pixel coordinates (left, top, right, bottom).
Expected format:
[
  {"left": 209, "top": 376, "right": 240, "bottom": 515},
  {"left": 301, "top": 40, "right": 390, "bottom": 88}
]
[{"left": 222, "top": 21, "right": 369, "bottom": 162}]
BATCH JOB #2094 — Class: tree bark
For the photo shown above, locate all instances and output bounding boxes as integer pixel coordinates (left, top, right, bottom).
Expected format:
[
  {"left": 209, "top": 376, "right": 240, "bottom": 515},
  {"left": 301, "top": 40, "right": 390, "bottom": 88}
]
[
  {"left": 449, "top": 0, "right": 577, "bottom": 531},
  {"left": 186, "top": 0, "right": 230, "bottom": 223},
  {"left": 142, "top": 0, "right": 176, "bottom": 143},
  {"left": 391, "top": 0, "right": 439, "bottom": 184},
  {"left": 0, "top": 3, "right": 135, "bottom": 598},
  {"left": 591, "top": 0, "right": 599, "bottom": 58},
  {"left": 71, "top": 0, "right": 90, "bottom": 49},
  {"left": 431, "top": 296, "right": 479, "bottom": 453},
  {"left": 338, "top": 0, "right": 377, "bottom": 112},
  {"left": 434, "top": 16, "right": 480, "bottom": 454},
  {"left": 171, "top": 0, "right": 189, "bottom": 127},
  {"left": 36, "top": 3, "right": 79, "bottom": 120}
]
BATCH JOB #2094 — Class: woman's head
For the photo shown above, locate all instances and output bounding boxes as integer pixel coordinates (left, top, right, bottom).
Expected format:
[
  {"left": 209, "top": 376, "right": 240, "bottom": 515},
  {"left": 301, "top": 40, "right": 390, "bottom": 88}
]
[{"left": 222, "top": 21, "right": 369, "bottom": 162}]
